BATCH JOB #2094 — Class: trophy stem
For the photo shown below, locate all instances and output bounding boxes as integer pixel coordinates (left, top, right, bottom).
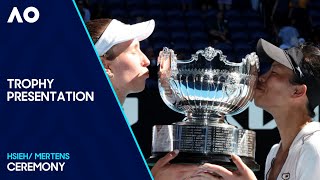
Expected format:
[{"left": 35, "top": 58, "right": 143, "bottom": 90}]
[{"left": 182, "top": 113, "right": 225, "bottom": 125}]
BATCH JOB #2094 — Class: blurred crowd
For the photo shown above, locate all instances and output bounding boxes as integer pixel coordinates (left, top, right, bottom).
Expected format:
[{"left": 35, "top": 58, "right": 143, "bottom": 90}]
[{"left": 76, "top": 0, "right": 320, "bottom": 89}]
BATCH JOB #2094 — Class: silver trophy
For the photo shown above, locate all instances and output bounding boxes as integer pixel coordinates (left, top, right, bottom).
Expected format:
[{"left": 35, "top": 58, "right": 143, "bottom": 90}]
[{"left": 147, "top": 47, "right": 260, "bottom": 171}]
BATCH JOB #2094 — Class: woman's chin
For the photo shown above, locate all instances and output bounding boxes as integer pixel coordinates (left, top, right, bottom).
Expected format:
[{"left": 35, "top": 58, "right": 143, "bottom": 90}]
[
  {"left": 131, "top": 84, "right": 146, "bottom": 94},
  {"left": 253, "top": 98, "right": 266, "bottom": 109}
]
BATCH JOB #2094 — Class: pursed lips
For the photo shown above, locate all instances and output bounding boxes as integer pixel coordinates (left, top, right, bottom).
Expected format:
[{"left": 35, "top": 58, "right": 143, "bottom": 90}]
[
  {"left": 255, "top": 83, "right": 265, "bottom": 91},
  {"left": 142, "top": 70, "right": 149, "bottom": 77}
]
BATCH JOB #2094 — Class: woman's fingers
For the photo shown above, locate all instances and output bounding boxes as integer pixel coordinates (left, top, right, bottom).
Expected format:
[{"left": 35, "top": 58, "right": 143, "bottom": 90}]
[
  {"left": 200, "top": 163, "right": 233, "bottom": 178},
  {"left": 158, "top": 150, "right": 179, "bottom": 166},
  {"left": 230, "top": 154, "right": 247, "bottom": 173},
  {"left": 152, "top": 149, "right": 179, "bottom": 175},
  {"left": 195, "top": 155, "right": 257, "bottom": 180}
]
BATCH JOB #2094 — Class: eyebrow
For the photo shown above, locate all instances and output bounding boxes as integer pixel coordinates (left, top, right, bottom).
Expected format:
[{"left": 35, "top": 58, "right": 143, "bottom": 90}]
[
  {"left": 271, "top": 64, "right": 283, "bottom": 71},
  {"left": 271, "top": 63, "right": 280, "bottom": 68},
  {"left": 125, "top": 42, "right": 139, "bottom": 52}
]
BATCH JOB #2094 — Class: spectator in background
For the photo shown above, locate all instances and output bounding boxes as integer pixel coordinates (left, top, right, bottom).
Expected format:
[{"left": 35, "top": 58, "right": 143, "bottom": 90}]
[
  {"left": 77, "top": 0, "right": 91, "bottom": 22},
  {"left": 271, "top": 0, "right": 290, "bottom": 32},
  {"left": 207, "top": 11, "right": 231, "bottom": 45},
  {"left": 290, "top": 0, "right": 309, "bottom": 10},
  {"left": 251, "top": 0, "right": 260, "bottom": 11},
  {"left": 261, "top": 0, "right": 276, "bottom": 32},
  {"left": 278, "top": 25, "right": 305, "bottom": 49},
  {"left": 217, "top": 0, "right": 233, "bottom": 11},
  {"left": 289, "top": 0, "right": 312, "bottom": 40}
]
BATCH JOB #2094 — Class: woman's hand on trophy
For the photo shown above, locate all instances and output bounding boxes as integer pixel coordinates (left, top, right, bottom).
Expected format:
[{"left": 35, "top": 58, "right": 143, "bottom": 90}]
[
  {"left": 151, "top": 150, "right": 199, "bottom": 180},
  {"left": 194, "top": 154, "right": 257, "bottom": 180}
]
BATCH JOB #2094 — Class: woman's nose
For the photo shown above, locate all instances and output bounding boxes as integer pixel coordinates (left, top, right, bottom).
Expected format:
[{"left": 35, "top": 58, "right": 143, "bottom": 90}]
[
  {"left": 141, "top": 53, "right": 150, "bottom": 67},
  {"left": 258, "top": 73, "right": 267, "bottom": 83}
]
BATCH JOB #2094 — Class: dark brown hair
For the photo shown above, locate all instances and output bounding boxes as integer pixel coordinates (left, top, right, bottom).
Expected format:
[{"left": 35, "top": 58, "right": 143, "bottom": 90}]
[{"left": 290, "top": 44, "right": 320, "bottom": 117}]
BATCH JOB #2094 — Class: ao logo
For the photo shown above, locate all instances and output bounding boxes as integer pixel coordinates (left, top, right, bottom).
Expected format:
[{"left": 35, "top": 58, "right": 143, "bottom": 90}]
[
  {"left": 7, "top": 7, "right": 40, "bottom": 23},
  {"left": 124, "top": 98, "right": 319, "bottom": 129}
]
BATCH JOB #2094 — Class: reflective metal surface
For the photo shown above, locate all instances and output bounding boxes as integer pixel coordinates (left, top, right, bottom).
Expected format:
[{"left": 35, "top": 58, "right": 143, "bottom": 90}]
[
  {"left": 149, "top": 47, "right": 260, "bottom": 170},
  {"left": 152, "top": 124, "right": 256, "bottom": 158},
  {"left": 158, "top": 47, "right": 259, "bottom": 122}
]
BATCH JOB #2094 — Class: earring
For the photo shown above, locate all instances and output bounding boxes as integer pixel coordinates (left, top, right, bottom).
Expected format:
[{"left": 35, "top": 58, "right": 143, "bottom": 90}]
[{"left": 105, "top": 68, "right": 114, "bottom": 79}]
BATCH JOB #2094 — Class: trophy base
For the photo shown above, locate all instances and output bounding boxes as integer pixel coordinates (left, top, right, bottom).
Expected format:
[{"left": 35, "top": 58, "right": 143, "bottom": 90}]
[
  {"left": 150, "top": 124, "right": 260, "bottom": 171},
  {"left": 147, "top": 152, "right": 260, "bottom": 171}
]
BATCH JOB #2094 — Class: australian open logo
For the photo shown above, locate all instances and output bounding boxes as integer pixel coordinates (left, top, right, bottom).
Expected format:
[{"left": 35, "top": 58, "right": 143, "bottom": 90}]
[{"left": 7, "top": 7, "right": 40, "bottom": 23}]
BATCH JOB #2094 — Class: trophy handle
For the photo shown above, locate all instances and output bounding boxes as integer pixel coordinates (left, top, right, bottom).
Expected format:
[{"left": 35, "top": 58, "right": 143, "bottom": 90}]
[{"left": 158, "top": 48, "right": 184, "bottom": 114}]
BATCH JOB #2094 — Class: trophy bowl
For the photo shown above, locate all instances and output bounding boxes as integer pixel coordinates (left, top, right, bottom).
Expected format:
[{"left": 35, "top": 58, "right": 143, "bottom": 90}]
[{"left": 147, "top": 47, "right": 260, "bottom": 171}]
